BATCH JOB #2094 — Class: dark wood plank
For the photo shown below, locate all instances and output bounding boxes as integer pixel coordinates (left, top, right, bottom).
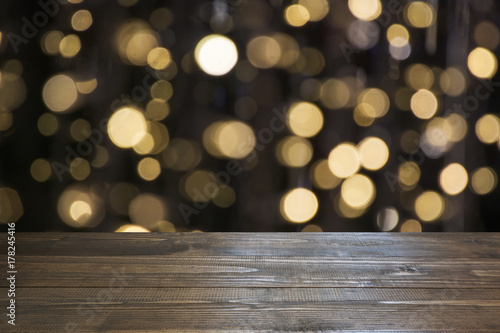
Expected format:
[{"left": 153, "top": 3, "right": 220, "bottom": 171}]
[
  {"left": 11, "top": 232, "right": 500, "bottom": 258},
  {"left": 2, "top": 287, "right": 499, "bottom": 332},
  {"left": 2, "top": 255, "right": 500, "bottom": 288},
  {"left": 2, "top": 233, "right": 500, "bottom": 331}
]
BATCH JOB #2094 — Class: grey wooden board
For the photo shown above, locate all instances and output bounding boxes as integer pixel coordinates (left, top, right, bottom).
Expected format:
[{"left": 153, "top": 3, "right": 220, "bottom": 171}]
[{"left": 1, "top": 232, "right": 499, "bottom": 332}]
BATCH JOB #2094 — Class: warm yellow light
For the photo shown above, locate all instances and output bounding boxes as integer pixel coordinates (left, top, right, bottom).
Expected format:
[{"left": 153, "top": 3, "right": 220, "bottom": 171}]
[
  {"left": 70, "top": 158, "right": 90, "bottom": 181},
  {"left": 298, "top": 0, "right": 329, "bottom": 21},
  {"left": 284, "top": 5, "right": 310, "bottom": 27},
  {"left": 57, "top": 187, "right": 102, "bottom": 228},
  {"left": 71, "top": 10, "right": 93, "bottom": 32},
  {"left": 31, "top": 159, "right": 51, "bottom": 182},
  {"left": 116, "top": 225, "right": 150, "bottom": 232},
  {"left": 341, "top": 174, "right": 376, "bottom": 209},
  {"left": 146, "top": 99, "right": 170, "bottom": 121},
  {"left": 215, "top": 121, "right": 256, "bottom": 159},
  {"left": 302, "top": 225, "right": 323, "bottom": 232},
  {"left": 401, "top": 219, "right": 422, "bottom": 232},
  {"left": 440, "top": 67, "right": 466, "bottom": 97},
  {"left": 287, "top": 102, "right": 324, "bottom": 138},
  {"left": 154, "top": 221, "right": 176, "bottom": 232},
  {"left": 387, "top": 24, "right": 409, "bottom": 47},
  {"left": 471, "top": 167, "right": 497, "bottom": 195},
  {"left": 133, "top": 120, "right": 169, "bottom": 155},
  {"left": 358, "top": 137, "right": 389, "bottom": 171},
  {"left": 0, "top": 109, "right": 12, "bottom": 131},
  {"left": 42, "top": 74, "right": 78, "bottom": 112},
  {"left": 76, "top": 78, "right": 97, "bottom": 94},
  {"left": 137, "top": 157, "right": 161, "bottom": 181},
  {"left": 405, "top": 64, "right": 434, "bottom": 90},
  {"left": 348, "top": 0, "right": 382, "bottom": 21},
  {"left": 358, "top": 88, "right": 390, "bottom": 118},
  {"left": 445, "top": 114, "right": 468, "bottom": 143},
  {"left": 415, "top": 191, "right": 444, "bottom": 222},
  {"left": 41, "top": 30, "right": 63, "bottom": 55},
  {"left": 108, "top": 107, "right": 147, "bottom": 148},
  {"left": 276, "top": 136, "right": 313, "bottom": 168},
  {"left": 398, "top": 161, "right": 420, "bottom": 189},
  {"left": 246, "top": 36, "right": 281, "bottom": 69},
  {"left": 37, "top": 113, "right": 59, "bottom": 136},
  {"left": 115, "top": 20, "right": 159, "bottom": 66},
  {"left": 126, "top": 33, "right": 158, "bottom": 66},
  {"left": 147, "top": 47, "right": 172, "bottom": 70},
  {"left": 162, "top": 139, "right": 202, "bottom": 171},
  {"left": 336, "top": 196, "right": 367, "bottom": 219},
  {"left": 439, "top": 163, "right": 468, "bottom": 196},
  {"left": 128, "top": 193, "right": 166, "bottom": 229},
  {"left": 328, "top": 143, "right": 360, "bottom": 178},
  {"left": 475, "top": 114, "right": 500, "bottom": 144},
  {"left": 195, "top": 34, "right": 238, "bottom": 76},
  {"left": 59, "top": 34, "right": 81, "bottom": 58},
  {"left": 280, "top": 188, "right": 318, "bottom": 223},
  {"left": 182, "top": 170, "right": 218, "bottom": 202},
  {"left": 213, "top": 185, "right": 236, "bottom": 208},
  {"left": 468, "top": 47, "right": 498, "bottom": 79},
  {"left": 405, "top": 1, "right": 435, "bottom": 28},
  {"left": 410, "top": 89, "right": 438, "bottom": 119},
  {"left": 310, "top": 159, "right": 341, "bottom": 190},
  {"left": 70, "top": 200, "right": 92, "bottom": 225},
  {"left": 0, "top": 188, "right": 23, "bottom": 224},
  {"left": 151, "top": 80, "right": 173, "bottom": 101},
  {"left": 353, "top": 103, "right": 376, "bottom": 127},
  {"left": 70, "top": 119, "right": 90, "bottom": 142},
  {"left": 320, "top": 79, "right": 350, "bottom": 109}
]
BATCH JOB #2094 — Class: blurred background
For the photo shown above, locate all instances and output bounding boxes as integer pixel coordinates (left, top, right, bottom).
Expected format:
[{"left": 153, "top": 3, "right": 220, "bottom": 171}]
[{"left": 0, "top": 0, "right": 499, "bottom": 232}]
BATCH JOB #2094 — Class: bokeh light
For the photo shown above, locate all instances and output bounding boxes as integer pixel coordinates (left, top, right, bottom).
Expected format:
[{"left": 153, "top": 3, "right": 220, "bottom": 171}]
[
  {"left": 276, "top": 136, "right": 313, "bottom": 168},
  {"left": 476, "top": 114, "right": 500, "bottom": 144},
  {"left": 286, "top": 102, "right": 324, "bottom": 138},
  {"left": 468, "top": 47, "right": 498, "bottom": 79},
  {"left": 348, "top": 0, "right": 382, "bottom": 21},
  {"left": 377, "top": 207, "right": 399, "bottom": 231},
  {"left": 439, "top": 163, "right": 468, "bottom": 196},
  {"left": 328, "top": 143, "right": 360, "bottom": 178},
  {"left": 42, "top": 74, "right": 78, "bottom": 112},
  {"left": 471, "top": 167, "right": 497, "bottom": 195},
  {"left": 415, "top": 191, "right": 444, "bottom": 222},
  {"left": 405, "top": 1, "right": 435, "bottom": 28},
  {"left": 284, "top": 5, "right": 309, "bottom": 27},
  {"left": 358, "top": 137, "right": 389, "bottom": 171},
  {"left": 0, "top": 188, "right": 23, "bottom": 224},
  {"left": 108, "top": 107, "right": 148, "bottom": 148},
  {"left": 31, "top": 159, "right": 52, "bottom": 182},
  {"left": 195, "top": 35, "right": 238, "bottom": 76},
  {"left": 3, "top": 1, "right": 500, "bottom": 232},
  {"left": 280, "top": 188, "right": 318, "bottom": 223},
  {"left": 57, "top": 186, "right": 104, "bottom": 228},
  {"left": 341, "top": 174, "right": 376, "bottom": 209},
  {"left": 138, "top": 157, "right": 161, "bottom": 181},
  {"left": 71, "top": 10, "right": 93, "bottom": 32},
  {"left": 410, "top": 89, "right": 438, "bottom": 119}
]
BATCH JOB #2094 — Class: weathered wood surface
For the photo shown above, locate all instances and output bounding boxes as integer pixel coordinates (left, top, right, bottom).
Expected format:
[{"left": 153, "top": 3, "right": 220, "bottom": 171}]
[{"left": 1, "top": 233, "right": 499, "bottom": 332}]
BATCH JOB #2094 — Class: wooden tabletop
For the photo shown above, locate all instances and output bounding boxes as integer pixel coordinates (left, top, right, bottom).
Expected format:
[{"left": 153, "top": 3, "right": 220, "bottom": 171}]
[{"left": 1, "top": 233, "right": 500, "bottom": 332}]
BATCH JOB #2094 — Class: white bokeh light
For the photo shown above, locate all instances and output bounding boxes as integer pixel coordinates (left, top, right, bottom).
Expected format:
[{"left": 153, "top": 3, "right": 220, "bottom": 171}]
[{"left": 195, "top": 34, "right": 238, "bottom": 76}]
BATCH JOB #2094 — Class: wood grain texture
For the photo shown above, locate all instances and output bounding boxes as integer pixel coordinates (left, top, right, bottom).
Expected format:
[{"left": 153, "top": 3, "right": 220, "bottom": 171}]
[
  {"left": 2, "top": 288, "right": 500, "bottom": 332},
  {"left": 1, "top": 232, "right": 499, "bottom": 332}
]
